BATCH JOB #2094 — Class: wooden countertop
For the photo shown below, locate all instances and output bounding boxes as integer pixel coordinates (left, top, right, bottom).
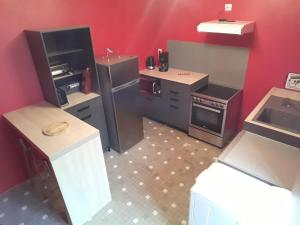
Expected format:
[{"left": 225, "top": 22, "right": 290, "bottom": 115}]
[
  {"left": 3, "top": 101, "right": 99, "bottom": 160},
  {"left": 140, "top": 68, "right": 208, "bottom": 85},
  {"left": 245, "top": 87, "right": 300, "bottom": 139},
  {"left": 61, "top": 92, "right": 100, "bottom": 110},
  {"left": 96, "top": 55, "right": 137, "bottom": 66}
]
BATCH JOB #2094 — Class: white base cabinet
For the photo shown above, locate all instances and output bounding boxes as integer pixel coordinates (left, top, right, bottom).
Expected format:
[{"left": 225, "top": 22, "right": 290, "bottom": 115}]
[
  {"left": 189, "top": 163, "right": 292, "bottom": 225},
  {"left": 51, "top": 135, "right": 111, "bottom": 225}
]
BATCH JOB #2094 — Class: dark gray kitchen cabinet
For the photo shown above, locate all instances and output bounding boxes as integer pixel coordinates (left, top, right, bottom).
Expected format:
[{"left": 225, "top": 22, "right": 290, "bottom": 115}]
[
  {"left": 64, "top": 96, "right": 110, "bottom": 150},
  {"left": 140, "top": 75, "right": 208, "bottom": 132},
  {"left": 25, "top": 27, "right": 99, "bottom": 107},
  {"left": 140, "top": 94, "right": 167, "bottom": 123},
  {"left": 161, "top": 80, "right": 191, "bottom": 131},
  {"left": 25, "top": 26, "right": 110, "bottom": 151}
]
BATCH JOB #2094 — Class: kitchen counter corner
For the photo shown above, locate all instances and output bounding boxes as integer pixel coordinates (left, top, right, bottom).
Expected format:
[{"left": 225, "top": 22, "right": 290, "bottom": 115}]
[
  {"left": 3, "top": 101, "right": 99, "bottom": 160},
  {"left": 140, "top": 68, "right": 208, "bottom": 85}
]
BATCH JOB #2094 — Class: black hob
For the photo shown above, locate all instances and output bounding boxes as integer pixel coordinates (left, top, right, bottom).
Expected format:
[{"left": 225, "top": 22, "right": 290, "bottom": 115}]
[{"left": 194, "top": 83, "right": 240, "bottom": 101}]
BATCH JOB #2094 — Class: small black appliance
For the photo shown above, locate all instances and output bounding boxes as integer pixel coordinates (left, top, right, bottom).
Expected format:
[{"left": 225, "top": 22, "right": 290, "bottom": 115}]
[
  {"left": 146, "top": 56, "right": 155, "bottom": 70},
  {"left": 56, "top": 87, "right": 69, "bottom": 106},
  {"left": 158, "top": 51, "right": 169, "bottom": 72}
]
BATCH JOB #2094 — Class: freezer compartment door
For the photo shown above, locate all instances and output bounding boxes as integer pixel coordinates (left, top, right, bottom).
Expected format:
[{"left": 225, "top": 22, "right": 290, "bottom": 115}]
[
  {"left": 112, "top": 79, "right": 144, "bottom": 152},
  {"left": 109, "top": 57, "right": 139, "bottom": 88}
]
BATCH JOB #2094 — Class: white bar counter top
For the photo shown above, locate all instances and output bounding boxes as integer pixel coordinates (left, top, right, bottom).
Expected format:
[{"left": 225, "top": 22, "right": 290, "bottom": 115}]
[
  {"left": 3, "top": 101, "right": 111, "bottom": 225},
  {"left": 3, "top": 101, "right": 99, "bottom": 160},
  {"left": 218, "top": 131, "right": 300, "bottom": 190}
]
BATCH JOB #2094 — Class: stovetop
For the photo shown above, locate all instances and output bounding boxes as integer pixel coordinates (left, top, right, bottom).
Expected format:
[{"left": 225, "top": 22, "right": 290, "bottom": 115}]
[{"left": 193, "top": 83, "right": 240, "bottom": 101}]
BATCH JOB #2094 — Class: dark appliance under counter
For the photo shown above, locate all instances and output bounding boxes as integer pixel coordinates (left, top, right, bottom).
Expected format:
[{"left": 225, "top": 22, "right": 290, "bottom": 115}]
[{"left": 189, "top": 83, "right": 242, "bottom": 148}]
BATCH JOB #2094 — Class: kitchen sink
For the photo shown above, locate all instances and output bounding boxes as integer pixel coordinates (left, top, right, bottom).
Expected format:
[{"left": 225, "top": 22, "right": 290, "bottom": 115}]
[
  {"left": 245, "top": 94, "right": 300, "bottom": 148},
  {"left": 257, "top": 107, "right": 300, "bottom": 133},
  {"left": 255, "top": 96, "right": 300, "bottom": 134}
]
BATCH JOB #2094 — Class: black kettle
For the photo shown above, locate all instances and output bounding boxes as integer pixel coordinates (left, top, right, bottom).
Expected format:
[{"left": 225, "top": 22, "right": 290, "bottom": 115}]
[{"left": 146, "top": 56, "right": 155, "bottom": 70}]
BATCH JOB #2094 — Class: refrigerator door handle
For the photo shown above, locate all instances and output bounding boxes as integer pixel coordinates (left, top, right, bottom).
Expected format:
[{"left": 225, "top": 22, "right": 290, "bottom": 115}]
[{"left": 112, "top": 79, "right": 140, "bottom": 93}]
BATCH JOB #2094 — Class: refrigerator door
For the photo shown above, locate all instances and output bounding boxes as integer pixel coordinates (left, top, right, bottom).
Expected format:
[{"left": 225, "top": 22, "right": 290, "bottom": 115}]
[
  {"left": 109, "top": 57, "right": 139, "bottom": 88},
  {"left": 111, "top": 79, "right": 144, "bottom": 152}
]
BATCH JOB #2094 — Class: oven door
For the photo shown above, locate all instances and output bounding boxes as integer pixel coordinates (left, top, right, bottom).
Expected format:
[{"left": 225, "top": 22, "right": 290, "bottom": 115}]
[{"left": 190, "top": 102, "right": 226, "bottom": 136}]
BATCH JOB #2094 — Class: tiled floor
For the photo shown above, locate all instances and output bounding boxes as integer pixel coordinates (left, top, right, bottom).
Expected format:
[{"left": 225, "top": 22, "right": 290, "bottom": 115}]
[{"left": 0, "top": 118, "right": 220, "bottom": 225}]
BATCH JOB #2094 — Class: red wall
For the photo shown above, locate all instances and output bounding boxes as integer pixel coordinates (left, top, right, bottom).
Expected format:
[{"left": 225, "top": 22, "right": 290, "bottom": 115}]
[{"left": 1, "top": 0, "right": 300, "bottom": 192}]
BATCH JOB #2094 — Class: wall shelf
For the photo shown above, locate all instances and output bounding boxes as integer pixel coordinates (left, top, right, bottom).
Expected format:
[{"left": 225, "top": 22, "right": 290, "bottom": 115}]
[
  {"left": 47, "top": 48, "right": 84, "bottom": 57},
  {"left": 53, "top": 70, "right": 83, "bottom": 81},
  {"left": 25, "top": 27, "right": 99, "bottom": 107},
  {"left": 197, "top": 20, "right": 255, "bottom": 35}
]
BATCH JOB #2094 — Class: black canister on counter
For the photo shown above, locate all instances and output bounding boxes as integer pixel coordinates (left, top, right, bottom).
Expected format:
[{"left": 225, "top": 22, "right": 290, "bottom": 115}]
[{"left": 146, "top": 56, "right": 155, "bottom": 70}]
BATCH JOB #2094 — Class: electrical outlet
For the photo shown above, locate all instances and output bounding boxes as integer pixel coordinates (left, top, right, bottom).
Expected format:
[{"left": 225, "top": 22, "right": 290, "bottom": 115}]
[
  {"left": 225, "top": 3, "right": 232, "bottom": 12},
  {"left": 158, "top": 48, "right": 162, "bottom": 58},
  {"left": 285, "top": 73, "right": 300, "bottom": 91}
]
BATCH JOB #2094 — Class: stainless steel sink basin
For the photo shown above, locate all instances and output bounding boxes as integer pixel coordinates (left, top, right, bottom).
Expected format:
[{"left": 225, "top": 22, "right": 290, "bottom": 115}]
[
  {"left": 257, "top": 108, "right": 300, "bottom": 133},
  {"left": 254, "top": 96, "right": 300, "bottom": 134},
  {"left": 244, "top": 88, "right": 300, "bottom": 148}
]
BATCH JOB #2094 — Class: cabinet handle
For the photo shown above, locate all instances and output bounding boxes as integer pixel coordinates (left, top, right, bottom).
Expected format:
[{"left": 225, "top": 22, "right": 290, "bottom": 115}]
[
  {"left": 80, "top": 114, "right": 92, "bottom": 121},
  {"left": 170, "top": 105, "right": 179, "bottom": 110},
  {"left": 170, "top": 97, "right": 179, "bottom": 102},
  {"left": 77, "top": 105, "right": 90, "bottom": 112},
  {"left": 170, "top": 90, "right": 179, "bottom": 95}
]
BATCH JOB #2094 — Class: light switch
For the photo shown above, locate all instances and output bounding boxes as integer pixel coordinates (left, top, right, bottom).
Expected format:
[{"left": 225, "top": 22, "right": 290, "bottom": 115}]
[{"left": 225, "top": 3, "right": 232, "bottom": 12}]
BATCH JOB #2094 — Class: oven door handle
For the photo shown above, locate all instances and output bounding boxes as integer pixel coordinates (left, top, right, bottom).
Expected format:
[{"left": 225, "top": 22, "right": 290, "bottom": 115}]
[{"left": 193, "top": 103, "right": 221, "bottom": 113}]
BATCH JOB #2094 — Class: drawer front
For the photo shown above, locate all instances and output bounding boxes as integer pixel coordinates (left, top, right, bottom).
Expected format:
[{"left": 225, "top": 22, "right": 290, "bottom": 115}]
[
  {"left": 65, "top": 97, "right": 100, "bottom": 117},
  {"left": 161, "top": 80, "right": 190, "bottom": 100},
  {"left": 141, "top": 95, "right": 167, "bottom": 122},
  {"left": 65, "top": 96, "right": 110, "bottom": 150},
  {"left": 65, "top": 97, "right": 101, "bottom": 128},
  {"left": 76, "top": 107, "right": 101, "bottom": 130},
  {"left": 167, "top": 103, "right": 189, "bottom": 131}
]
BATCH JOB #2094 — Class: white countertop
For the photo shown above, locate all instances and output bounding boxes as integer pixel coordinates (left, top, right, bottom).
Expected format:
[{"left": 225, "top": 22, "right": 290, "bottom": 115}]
[
  {"left": 3, "top": 101, "right": 99, "bottom": 160},
  {"left": 219, "top": 131, "right": 300, "bottom": 190},
  {"left": 218, "top": 131, "right": 300, "bottom": 224},
  {"left": 61, "top": 92, "right": 100, "bottom": 110}
]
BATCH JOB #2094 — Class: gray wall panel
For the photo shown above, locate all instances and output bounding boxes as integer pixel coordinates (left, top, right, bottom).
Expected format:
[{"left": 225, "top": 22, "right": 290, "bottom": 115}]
[{"left": 168, "top": 41, "right": 250, "bottom": 89}]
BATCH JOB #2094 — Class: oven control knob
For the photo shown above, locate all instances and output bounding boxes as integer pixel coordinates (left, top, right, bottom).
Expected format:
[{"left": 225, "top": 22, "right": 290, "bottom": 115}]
[{"left": 197, "top": 98, "right": 201, "bottom": 102}]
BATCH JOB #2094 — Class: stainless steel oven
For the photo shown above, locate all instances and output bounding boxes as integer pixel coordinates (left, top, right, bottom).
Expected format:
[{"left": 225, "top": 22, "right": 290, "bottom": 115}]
[
  {"left": 188, "top": 84, "right": 242, "bottom": 148},
  {"left": 190, "top": 97, "right": 227, "bottom": 137}
]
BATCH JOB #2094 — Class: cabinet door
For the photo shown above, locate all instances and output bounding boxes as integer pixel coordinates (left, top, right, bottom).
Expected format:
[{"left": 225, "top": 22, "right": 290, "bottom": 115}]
[
  {"left": 65, "top": 97, "right": 110, "bottom": 149},
  {"left": 112, "top": 82, "right": 143, "bottom": 151},
  {"left": 140, "top": 94, "right": 167, "bottom": 123},
  {"left": 167, "top": 103, "right": 189, "bottom": 131},
  {"left": 161, "top": 80, "right": 191, "bottom": 131}
]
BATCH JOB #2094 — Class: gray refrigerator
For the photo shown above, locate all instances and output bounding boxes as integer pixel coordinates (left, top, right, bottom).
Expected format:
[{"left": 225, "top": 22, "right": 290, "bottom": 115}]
[{"left": 96, "top": 56, "right": 143, "bottom": 153}]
